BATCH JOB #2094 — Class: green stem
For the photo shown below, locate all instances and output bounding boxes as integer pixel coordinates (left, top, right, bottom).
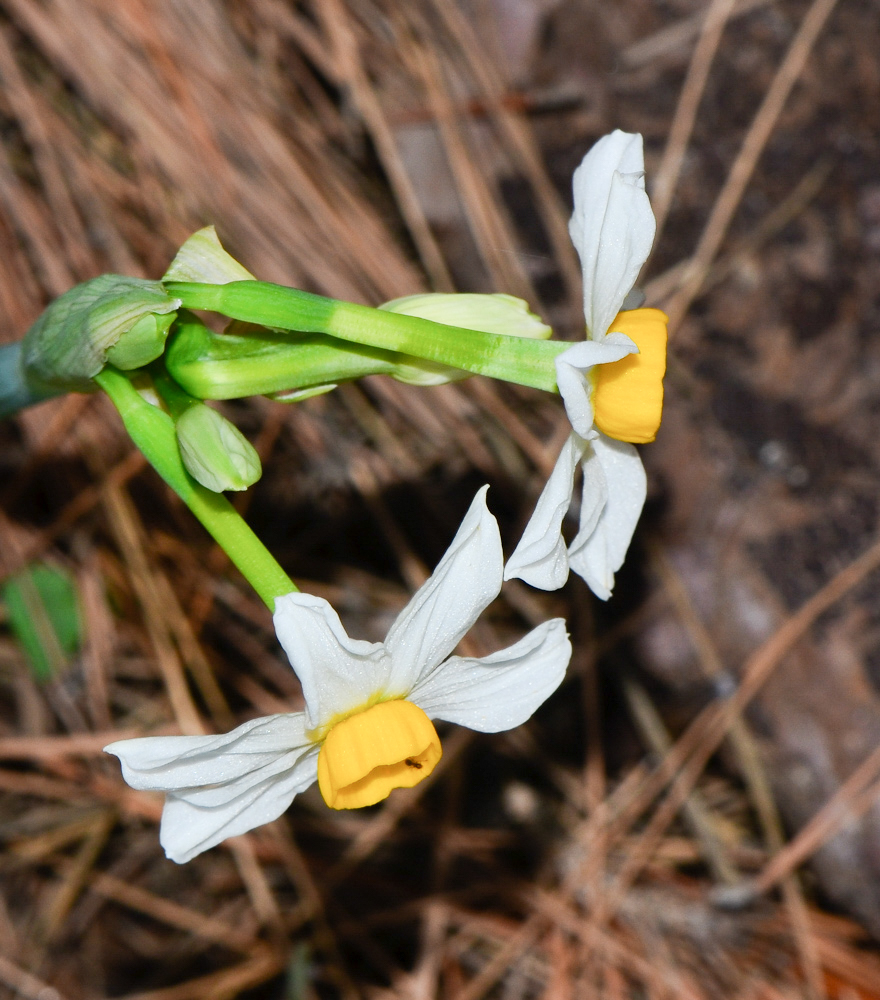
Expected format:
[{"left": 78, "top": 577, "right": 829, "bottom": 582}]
[
  {"left": 164, "top": 281, "right": 567, "bottom": 393},
  {"left": 0, "top": 342, "right": 62, "bottom": 418},
  {"left": 150, "top": 362, "right": 201, "bottom": 417},
  {"left": 94, "top": 366, "right": 297, "bottom": 609},
  {"left": 165, "top": 312, "right": 405, "bottom": 400}
]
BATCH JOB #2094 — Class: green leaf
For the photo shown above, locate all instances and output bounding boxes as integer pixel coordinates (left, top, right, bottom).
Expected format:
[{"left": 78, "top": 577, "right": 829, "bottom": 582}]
[{"left": 2, "top": 563, "right": 82, "bottom": 682}]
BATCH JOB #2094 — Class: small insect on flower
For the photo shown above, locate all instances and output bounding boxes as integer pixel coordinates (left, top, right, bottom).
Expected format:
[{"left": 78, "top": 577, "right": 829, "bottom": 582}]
[{"left": 105, "top": 487, "right": 571, "bottom": 863}]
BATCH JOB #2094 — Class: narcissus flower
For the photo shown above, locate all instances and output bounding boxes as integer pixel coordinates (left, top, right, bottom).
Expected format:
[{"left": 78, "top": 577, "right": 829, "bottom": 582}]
[
  {"left": 505, "top": 130, "right": 668, "bottom": 599},
  {"left": 105, "top": 488, "right": 570, "bottom": 863}
]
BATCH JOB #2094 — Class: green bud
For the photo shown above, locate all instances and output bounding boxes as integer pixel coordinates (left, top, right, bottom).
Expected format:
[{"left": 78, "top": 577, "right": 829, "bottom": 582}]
[
  {"left": 380, "top": 293, "right": 552, "bottom": 386},
  {"left": 20, "top": 275, "right": 181, "bottom": 392},
  {"left": 175, "top": 403, "right": 262, "bottom": 492},
  {"left": 381, "top": 293, "right": 552, "bottom": 339},
  {"left": 163, "top": 226, "right": 256, "bottom": 284},
  {"left": 106, "top": 311, "right": 177, "bottom": 370}
]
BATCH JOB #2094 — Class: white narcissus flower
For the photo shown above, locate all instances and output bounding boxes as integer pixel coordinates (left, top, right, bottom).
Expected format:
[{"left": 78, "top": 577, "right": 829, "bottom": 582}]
[
  {"left": 504, "top": 130, "right": 668, "bottom": 600},
  {"left": 105, "top": 488, "right": 571, "bottom": 863}
]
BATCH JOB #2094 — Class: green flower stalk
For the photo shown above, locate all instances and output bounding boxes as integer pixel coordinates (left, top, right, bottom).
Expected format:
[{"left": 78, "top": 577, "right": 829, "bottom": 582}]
[
  {"left": 166, "top": 313, "right": 410, "bottom": 400},
  {"left": 164, "top": 280, "right": 567, "bottom": 395},
  {"left": 93, "top": 365, "right": 295, "bottom": 609},
  {"left": 164, "top": 285, "right": 566, "bottom": 399},
  {"left": 0, "top": 342, "right": 58, "bottom": 416},
  {"left": 165, "top": 292, "right": 553, "bottom": 401},
  {"left": 162, "top": 228, "right": 560, "bottom": 400}
]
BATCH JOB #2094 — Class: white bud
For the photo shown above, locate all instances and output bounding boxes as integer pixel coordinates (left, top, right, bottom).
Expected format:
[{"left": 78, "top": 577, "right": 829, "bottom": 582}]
[
  {"left": 164, "top": 226, "right": 255, "bottom": 285},
  {"left": 380, "top": 293, "right": 551, "bottom": 386}
]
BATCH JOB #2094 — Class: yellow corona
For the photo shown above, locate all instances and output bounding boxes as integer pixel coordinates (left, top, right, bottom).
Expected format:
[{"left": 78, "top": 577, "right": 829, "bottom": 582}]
[
  {"left": 591, "top": 308, "right": 668, "bottom": 444},
  {"left": 317, "top": 699, "right": 442, "bottom": 810}
]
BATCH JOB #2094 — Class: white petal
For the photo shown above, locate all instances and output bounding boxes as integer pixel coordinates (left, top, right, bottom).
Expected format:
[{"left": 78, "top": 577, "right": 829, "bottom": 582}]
[
  {"left": 161, "top": 752, "right": 318, "bottom": 863},
  {"left": 410, "top": 619, "right": 571, "bottom": 732},
  {"left": 568, "top": 434, "right": 646, "bottom": 600},
  {"left": 105, "top": 714, "right": 310, "bottom": 790},
  {"left": 590, "top": 173, "right": 656, "bottom": 340},
  {"left": 568, "top": 131, "right": 655, "bottom": 338},
  {"left": 554, "top": 338, "right": 636, "bottom": 439},
  {"left": 105, "top": 714, "right": 319, "bottom": 864},
  {"left": 504, "top": 434, "right": 587, "bottom": 590},
  {"left": 273, "top": 593, "right": 392, "bottom": 731},
  {"left": 384, "top": 486, "right": 503, "bottom": 693},
  {"left": 572, "top": 441, "right": 609, "bottom": 546},
  {"left": 568, "top": 131, "right": 645, "bottom": 256}
]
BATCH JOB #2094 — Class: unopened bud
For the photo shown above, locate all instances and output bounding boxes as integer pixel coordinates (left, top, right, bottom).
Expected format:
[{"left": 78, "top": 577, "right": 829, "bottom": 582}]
[
  {"left": 106, "top": 312, "right": 177, "bottom": 370},
  {"left": 21, "top": 275, "right": 180, "bottom": 392},
  {"left": 175, "top": 403, "right": 262, "bottom": 492},
  {"left": 163, "top": 226, "right": 255, "bottom": 284},
  {"left": 382, "top": 293, "right": 552, "bottom": 339},
  {"left": 380, "top": 293, "right": 551, "bottom": 386}
]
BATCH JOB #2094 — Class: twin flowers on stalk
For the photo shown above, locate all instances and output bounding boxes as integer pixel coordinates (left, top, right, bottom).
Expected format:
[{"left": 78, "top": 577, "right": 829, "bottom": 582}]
[{"left": 13, "top": 131, "right": 667, "bottom": 863}]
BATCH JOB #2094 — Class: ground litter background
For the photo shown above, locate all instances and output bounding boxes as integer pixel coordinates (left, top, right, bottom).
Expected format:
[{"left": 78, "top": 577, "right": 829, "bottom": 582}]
[{"left": 3, "top": 0, "right": 880, "bottom": 997}]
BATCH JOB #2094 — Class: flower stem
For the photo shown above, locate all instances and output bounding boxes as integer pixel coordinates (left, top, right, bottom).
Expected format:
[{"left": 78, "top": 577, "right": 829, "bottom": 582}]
[
  {"left": 94, "top": 366, "right": 297, "bottom": 609},
  {"left": 0, "top": 342, "right": 61, "bottom": 418},
  {"left": 164, "top": 281, "right": 568, "bottom": 393},
  {"left": 165, "top": 311, "right": 404, "bottom": 400}
]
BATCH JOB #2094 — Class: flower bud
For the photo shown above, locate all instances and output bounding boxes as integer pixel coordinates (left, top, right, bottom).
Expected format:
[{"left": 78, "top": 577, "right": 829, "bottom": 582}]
[
  {"left": 175, "top": 403, "right": 262, "bottom": 492},
  {"left": 20, "top": 275, "right": 181, "bottom": 392},
  {"left": 175, "top": 403, "right": 263, "bottom": 493},
  {"left": 380, "top": 293, "right": 551, "bottom": 386},
  {"left": 105, "top": 312, "right": 177, "bottom": 370},
  {"left": 382, "top": 293, "right": 552, "bottom": 339},
  {"left": 163, "top": 226, "right": 255, "bottom": 284}
]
